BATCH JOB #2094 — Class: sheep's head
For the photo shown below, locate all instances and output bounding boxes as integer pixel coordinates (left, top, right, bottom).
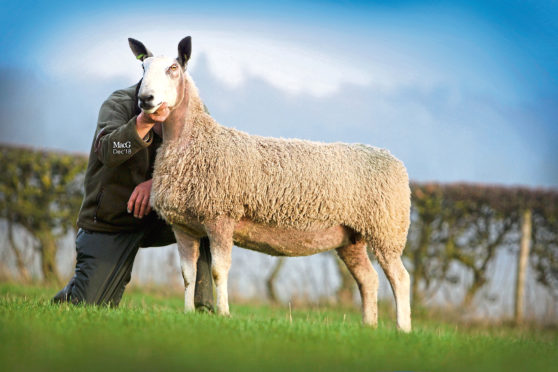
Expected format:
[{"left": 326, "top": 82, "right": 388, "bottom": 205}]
[{"left": 128, "top": 36, "right": 191, "bottom": 114}]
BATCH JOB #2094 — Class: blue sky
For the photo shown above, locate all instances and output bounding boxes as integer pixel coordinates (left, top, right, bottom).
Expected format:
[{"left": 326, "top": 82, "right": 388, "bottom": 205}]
[{"left": 0, "top": 0, "right": 557, "bottom": 187}]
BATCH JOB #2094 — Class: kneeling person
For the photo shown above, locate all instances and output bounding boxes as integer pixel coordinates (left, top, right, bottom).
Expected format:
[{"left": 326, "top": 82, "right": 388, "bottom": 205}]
[{"left": 53, "top": 84, "right": 213, "bottom": 309}]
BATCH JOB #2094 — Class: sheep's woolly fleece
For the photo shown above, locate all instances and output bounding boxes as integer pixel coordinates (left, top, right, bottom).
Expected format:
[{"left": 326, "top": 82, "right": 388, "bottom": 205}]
[{"left": 150, "top": 74, "right": 411, "bottom": 254}]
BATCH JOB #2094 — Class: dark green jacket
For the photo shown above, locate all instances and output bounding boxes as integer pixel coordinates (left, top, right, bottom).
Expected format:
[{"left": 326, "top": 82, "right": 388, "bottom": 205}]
[{"left": 76, "top": 84, "right": 163, "bottom": 233}]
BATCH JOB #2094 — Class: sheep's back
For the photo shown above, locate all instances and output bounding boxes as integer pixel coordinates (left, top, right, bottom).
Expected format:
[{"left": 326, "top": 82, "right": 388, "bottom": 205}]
[{"left": 151, "top": 125, "right": 410, "bottom": 240}]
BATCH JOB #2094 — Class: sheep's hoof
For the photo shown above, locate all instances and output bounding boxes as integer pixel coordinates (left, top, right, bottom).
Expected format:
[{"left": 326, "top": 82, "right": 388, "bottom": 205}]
[
  {"left": 397, "top": 325, "right": 412, "bottom": 333},
  {"left": 363, "top": 322, "right": 378, "bottom": 329}
]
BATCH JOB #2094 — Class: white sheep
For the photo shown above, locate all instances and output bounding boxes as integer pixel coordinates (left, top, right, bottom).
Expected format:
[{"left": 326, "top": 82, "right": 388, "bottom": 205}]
[{"left": 129, "top": 36, "right": 412, "bottom": 332}]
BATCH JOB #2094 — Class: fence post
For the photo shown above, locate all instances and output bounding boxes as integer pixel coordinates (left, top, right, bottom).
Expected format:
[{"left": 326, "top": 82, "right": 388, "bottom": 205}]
[{"left": 514, "top": 208, "right": 532, "bottom": 324}]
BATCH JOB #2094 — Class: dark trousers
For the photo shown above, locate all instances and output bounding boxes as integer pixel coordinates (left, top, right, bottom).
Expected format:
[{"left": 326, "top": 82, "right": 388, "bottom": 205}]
[{"left": 53, "top": 221, "right": 214, "bottom": 308}]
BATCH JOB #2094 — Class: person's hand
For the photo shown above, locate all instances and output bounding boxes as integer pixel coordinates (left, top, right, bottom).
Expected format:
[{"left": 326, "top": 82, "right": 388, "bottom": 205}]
[
  {"left": 127, "top": 179, "right": 153, "bottom": 219},
  {"left": 138, "top": 102, "right": 170, "bottom": 125},
  {"left": 136, "top": 103, "right": 170, "bottom": 138}
]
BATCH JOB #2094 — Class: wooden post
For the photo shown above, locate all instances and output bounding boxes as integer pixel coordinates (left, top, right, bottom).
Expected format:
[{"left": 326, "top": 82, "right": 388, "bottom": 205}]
[{"left": 514, "top": 209, "right": 532, "bottom": 325}]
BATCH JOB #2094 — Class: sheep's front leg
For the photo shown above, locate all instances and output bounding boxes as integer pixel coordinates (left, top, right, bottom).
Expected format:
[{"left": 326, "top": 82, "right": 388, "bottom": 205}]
[
  {"left": 205, "top": 217, "right": 235, "bottom": 316},
  {"left": 173, "top": 227, "right": 200, "bottom": 313}
]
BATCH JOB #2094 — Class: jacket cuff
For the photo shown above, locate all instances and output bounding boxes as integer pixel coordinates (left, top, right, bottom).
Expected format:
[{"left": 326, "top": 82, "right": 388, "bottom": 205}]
[{"left": 142, "top": 129, "right": 154, "bottom": 144}]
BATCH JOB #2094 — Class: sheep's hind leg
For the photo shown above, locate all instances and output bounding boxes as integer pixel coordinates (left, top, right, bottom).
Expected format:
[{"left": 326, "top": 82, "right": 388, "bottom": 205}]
[
  {"left": 336, "top": 240, "right": 379, "bottom": 327},
  {"left": 205, "top": 217, "right": 235, "bottom": 316},
  {"left": 173, "top": 227, "right": 200, "bottom": 313},
  {"left": 374, "top": 246, "right": 411, "bottom": 332}
]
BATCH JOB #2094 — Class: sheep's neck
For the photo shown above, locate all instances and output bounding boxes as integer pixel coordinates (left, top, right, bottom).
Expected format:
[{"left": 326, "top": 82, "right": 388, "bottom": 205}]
[
  {"left": 162, "top": 75, "right": 188, "bottom": 143},
  {"left": 162, "top": 74, "right": 206, "bottom": 143}
]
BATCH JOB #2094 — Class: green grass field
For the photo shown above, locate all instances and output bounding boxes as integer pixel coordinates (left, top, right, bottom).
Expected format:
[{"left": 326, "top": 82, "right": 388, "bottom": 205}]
[{"left": 0, "top": 283, "right": 556, "bottom": 372}]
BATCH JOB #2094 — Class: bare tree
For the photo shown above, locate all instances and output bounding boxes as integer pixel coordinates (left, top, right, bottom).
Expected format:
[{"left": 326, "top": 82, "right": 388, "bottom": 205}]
[{"left": 265, "top": 257, "right": 285, "bottom": 303}]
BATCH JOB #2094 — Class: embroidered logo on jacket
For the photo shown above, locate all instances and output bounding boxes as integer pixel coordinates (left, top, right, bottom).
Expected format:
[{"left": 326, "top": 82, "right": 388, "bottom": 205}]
[{"left": 113, "top": 141, "right": 132, "bottom": 154}]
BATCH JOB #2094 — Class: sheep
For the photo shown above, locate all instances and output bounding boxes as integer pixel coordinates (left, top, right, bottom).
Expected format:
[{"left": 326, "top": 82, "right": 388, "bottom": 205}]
[{"left": 128, "top": 36, "right": 412, "bottom": 332}]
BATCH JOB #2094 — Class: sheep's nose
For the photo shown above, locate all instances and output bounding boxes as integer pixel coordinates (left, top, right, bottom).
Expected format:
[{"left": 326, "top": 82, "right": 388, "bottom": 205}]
[{"left": 138, "top": 94, "right": 154, "bottom": 108}]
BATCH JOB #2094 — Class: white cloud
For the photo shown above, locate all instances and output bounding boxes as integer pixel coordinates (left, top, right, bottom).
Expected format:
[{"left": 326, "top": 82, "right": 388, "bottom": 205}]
[
  {"left": 39, "top": 13, "right": 474, "bottom": 98},
  {"left": 42, "top": 19, "right": 373, "bottom": 97},
  {"left": 194, "top": 33, "right": 372, "bottom": 96},
  {"left": 37, "top": 8, "right": 526, "bottom": 104}
]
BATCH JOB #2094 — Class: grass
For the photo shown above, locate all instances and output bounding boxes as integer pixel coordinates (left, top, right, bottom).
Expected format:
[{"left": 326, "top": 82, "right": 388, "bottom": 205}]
[{"left": 0, "top": 282, "right": 556, "bottom": 371}]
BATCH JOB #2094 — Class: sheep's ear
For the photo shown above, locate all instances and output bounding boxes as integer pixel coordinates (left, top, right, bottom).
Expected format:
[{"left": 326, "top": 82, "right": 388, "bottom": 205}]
[
  {"left": 177, "top": 36, "right": 192, "bottom": 68},
  {"left": 128, "top": 38, "right": 153, "bottom": 61}
]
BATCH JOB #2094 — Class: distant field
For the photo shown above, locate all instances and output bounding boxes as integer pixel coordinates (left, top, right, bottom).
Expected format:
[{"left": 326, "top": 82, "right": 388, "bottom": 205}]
[{"left": 0, "top": 283, "right": 556, "bottom": 372}]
